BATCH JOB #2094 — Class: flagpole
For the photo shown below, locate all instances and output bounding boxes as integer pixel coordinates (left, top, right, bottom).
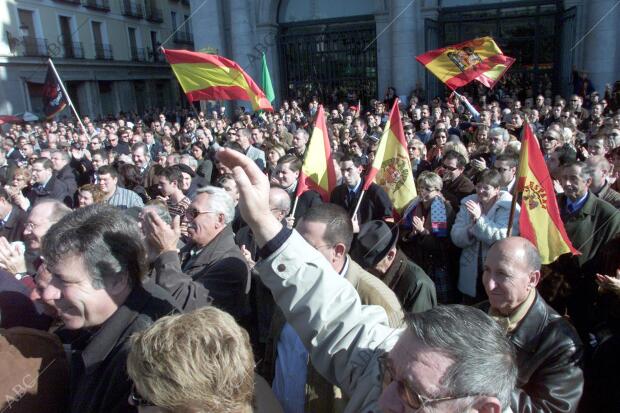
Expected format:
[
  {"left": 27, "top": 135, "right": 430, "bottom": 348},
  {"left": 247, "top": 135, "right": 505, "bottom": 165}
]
[
  {"left": 507, "top": 122, "right": 527, "bottom": 235},
  {"left": 289, "top": 195, "right": 300, "bottom": 221},
  {"left": 47, "top": 58, "right": 86, "bottom": 133},
  {"left": 351, "top": 190, "right": 366, "bottom": 220}
]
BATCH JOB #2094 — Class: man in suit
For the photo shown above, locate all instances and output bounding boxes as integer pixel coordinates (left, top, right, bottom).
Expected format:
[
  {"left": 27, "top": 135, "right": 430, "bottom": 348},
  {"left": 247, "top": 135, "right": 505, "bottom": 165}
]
[
  {"left": 551, "top": 161, "right": 620, "bottom": 339},
  {"left": 50, "top": 150, "right": 78, "bottom": 200},
  {"left": 238, "top": 128, "right": 266, "bottom": 171},
  {"left": 330, "top": 155, "right": 392, "bottom": 226},
  {"left": 27, "top": 158, "right": 71, "bottom": 207},
  {"left": 144, "top": 186, "right": 250, "bottom": 320}
]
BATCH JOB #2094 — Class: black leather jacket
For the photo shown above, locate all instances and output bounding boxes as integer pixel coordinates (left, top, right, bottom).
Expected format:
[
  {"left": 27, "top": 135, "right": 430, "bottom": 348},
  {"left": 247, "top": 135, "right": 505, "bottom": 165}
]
[{"left": 480, "top": 292, "right": 584, "bottom": 413}]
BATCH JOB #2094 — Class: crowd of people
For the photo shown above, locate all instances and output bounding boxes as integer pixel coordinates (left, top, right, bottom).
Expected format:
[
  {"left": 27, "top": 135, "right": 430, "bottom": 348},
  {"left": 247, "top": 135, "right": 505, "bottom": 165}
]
[{"left": 1, "top": 79, "right": 620, "bottom": 413}]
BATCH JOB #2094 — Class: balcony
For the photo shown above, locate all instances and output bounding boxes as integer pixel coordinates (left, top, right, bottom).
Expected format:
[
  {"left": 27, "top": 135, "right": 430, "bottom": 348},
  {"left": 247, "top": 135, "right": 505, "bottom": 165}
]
[
  {"left": 145, "top": 6, "right": 163, "bottom": 22},
  {"left": 173, "top": 30, "right": 194, "bottom": 45},
  {"left": 15, "top": 37, "right": 49, "bottom": 57},
  {"left": 83, "top": 0, "right": 110, "bottom": 11},
  {"left": 62, "top": 42, "right": 84, "bottom": 59},
  {"left": 94, "top": 43, "right": 113, "bottom": 60},
  {"left": 122, "top": 0, "right": 144, "bottom": 18},
  {"left": 130, "top": 47, "right": 147, "bottom": 62},
  {"left": 148, "top": 47, "right": 166, "bottom": 63},
  {"left": 53, "top": 0, "right": 82, "bottom": 4}
]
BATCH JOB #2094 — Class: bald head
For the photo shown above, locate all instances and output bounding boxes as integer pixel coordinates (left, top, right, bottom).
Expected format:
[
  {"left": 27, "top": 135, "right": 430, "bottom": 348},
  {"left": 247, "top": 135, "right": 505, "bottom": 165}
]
[
  {"left": 483, "top": 237, "right": 541, "bottom": 315},
  {"left": 269, "top": 187, "right": 291, "bottom": 221}
]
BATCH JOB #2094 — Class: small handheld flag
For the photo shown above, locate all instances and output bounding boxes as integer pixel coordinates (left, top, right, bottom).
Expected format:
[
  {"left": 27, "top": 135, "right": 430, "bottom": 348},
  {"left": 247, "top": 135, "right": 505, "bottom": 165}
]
[
  {"left": 416, "top": 36, "right": 515, "bottom": 90},
  {"left": 363, "top": 100, "right": 417, "bottom": 217},
  {"left": 295, "top": 105, "right": 336, "bottom": 202},
  {"left": 162, "top": 49, "right": 273, "bottom": 112},
  {"left": 514, "top": 123, "right": 579, "bottom": 263}
]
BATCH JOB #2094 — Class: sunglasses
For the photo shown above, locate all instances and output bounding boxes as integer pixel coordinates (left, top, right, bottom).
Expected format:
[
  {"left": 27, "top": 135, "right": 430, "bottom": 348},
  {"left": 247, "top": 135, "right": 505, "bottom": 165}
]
[
  {"left": 185, "top": 207, "right": 217, "bottom": 220},
  {"left": 442, "top": 163, "right": 458, "bottom": 171}
]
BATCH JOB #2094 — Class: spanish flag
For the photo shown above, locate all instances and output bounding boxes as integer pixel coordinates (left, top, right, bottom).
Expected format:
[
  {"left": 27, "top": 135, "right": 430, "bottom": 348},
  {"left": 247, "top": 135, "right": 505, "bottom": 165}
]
[
  {"left": 296, "top": 105, "right": 336, "bottom": 201},
  {"left": 416, "top": 37, "right": 515, "bottom": 90},
  {"left": 364, "top": 100, "right": 417, "bottom": 216},
  {"left": 162, "top": 49, "right": 273, "bottom": 112},
  {"left": 516, "top": 123, "right": 579, "bottom": 263}
]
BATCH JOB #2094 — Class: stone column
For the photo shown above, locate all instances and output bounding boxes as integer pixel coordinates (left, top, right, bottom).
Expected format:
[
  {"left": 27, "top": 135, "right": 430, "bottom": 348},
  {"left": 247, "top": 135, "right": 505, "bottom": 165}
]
[
  {"left": 582, "top": 0, "right": 620, "bottom": 92},
  {"left": 390, "top": 0, "right": 417, "bottom": 99},
  {"left": 190, "top": 0, "right": 225, "bottom": 54},
  {"left": 375, "top": 13, "right": 392, "bottom": 101},
  {"left": 229, "top": 0, "right": 256, "bottom": 78}
]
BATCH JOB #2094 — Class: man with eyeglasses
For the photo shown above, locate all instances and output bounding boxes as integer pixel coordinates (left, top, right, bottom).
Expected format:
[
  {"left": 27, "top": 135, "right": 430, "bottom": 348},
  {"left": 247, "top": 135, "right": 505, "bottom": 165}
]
[
  {"left": 144, "top": 186, "right": 250, "bottom": 319},
  {"left": 568, "top": 95, "right": 589, "bottom": 123},
  {"left": 541, "top": 129, "right": 561, "bottom": 160},
  {"left": 494, "top": 154, "right": 518, "bottom": 193},
  {"left": 439, "top": 150, "right": 475, "bottom": 211},
  {"left": 212, "top": 148, "right": 518, "bottom": 413}
]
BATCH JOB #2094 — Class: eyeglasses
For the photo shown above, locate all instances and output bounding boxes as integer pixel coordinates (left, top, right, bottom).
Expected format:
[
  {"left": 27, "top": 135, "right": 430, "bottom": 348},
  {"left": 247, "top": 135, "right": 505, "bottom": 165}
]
[
  {"left": 128, "top": 383, "right": 154, "bottom": 407},
  {"left": 442, "top": 163, "right": 458, "bottom": 171},
  {"left": 185, "top": 207, "right": 217, "bottom": 220},
  {"left": 380, "top": 354, "right": 486, "bottom": 411},
  {"left": 543, "top": 136, "right": 557, "bottom": 142}
]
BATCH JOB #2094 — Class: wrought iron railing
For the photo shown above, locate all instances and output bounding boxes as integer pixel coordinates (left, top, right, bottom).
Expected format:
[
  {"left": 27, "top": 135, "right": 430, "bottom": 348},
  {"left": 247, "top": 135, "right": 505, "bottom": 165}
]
[
  {"left": 130, "top": 47, "right": 147, "bottom": 62},
  {"left": 63, "top": 41, "right": 84, "bottom": 59},
  {"left": 94, "top": 43, "right": 113, "bottom": 60},
  {"left": 17, "top": 37, "right": 49, "bottom": 57},
  {"left": 173, "top": 30, "right": 194, "bottom": 45},
  {"left": 145, "top": 5, "right": 163, "bottom": 22},
  {"left": 122, "top": 0, "right": 144, "bottom": 18},
  {"left": 83, "top": 0, "right": 110, "bottom": 11}
]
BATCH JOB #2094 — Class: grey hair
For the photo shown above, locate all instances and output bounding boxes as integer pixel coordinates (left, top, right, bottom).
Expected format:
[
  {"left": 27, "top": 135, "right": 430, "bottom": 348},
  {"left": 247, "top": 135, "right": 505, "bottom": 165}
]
[
  {"left": 488, "top": 127, "right": 509, "bottom": 142},
  {"left": 131, "top": 142, "right": 151, "bottom": 159},
  {"left": 295, "top": 128, "right": 309, "bottom": 142},
  {"left": 180, "top": 154, "right": 198, "bottom": 170},
  {"left": 51, "top": 149, "right": 70, "bottom": 163},
  {"left": 565, "top": 160, "right": 591, "bottom": 181},
  {"left": 405, "top": 305, "right": 517, "bottom": 409},
  {"left": 196, "top": 186, "right": 235, "bottom": 225},
  {"left": 417, "top": 171, "right": 443, "bottom": 191},
  {"left": 41, "top": 204, "right": 147, "bottom": 289}
]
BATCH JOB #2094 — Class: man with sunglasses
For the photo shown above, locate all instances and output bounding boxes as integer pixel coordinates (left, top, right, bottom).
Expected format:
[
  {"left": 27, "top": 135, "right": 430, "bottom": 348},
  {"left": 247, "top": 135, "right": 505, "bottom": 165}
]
[
  {"left": 439, "top": 150, "right": 475, "bottom": 211},
  {"left": 144, "top": 186, "right": 250, "bottom": 319},
  {"left": 214, "top": 147, "right": 518, "bottom": 413}
]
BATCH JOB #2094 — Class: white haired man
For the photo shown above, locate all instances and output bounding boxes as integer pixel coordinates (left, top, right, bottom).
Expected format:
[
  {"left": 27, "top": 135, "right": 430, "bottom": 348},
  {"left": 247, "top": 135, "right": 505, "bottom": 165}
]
[{"left": 144, "top": 186, "right": 250, "bottom": 320}]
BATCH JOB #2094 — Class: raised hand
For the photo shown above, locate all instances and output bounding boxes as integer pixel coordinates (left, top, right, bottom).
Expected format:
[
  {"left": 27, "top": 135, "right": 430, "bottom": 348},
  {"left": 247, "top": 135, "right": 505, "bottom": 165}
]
[{"left": 216, "top": 148, "right": 283, "bottom": 246}]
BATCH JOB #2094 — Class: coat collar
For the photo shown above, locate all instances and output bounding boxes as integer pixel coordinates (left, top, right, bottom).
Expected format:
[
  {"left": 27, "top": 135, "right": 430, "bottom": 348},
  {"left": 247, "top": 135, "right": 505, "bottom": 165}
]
[
  {"left": 181, "top": 225, "right": 236, "bottom": 270},
  {"left": 382, "top": 249, "right": 408, "bottom": 290},
  {"left": 80, "top": 285, "right": 150, "bottom": 374},
  {"left": 509, "top": 291, "right": 551, "bottom": 352}
]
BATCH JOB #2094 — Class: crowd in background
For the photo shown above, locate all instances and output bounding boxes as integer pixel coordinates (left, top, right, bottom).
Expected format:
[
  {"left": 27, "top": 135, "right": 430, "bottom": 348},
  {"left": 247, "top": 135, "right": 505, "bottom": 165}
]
[{"left": 1, "top": 77, "right": 620, "bottom": 413}]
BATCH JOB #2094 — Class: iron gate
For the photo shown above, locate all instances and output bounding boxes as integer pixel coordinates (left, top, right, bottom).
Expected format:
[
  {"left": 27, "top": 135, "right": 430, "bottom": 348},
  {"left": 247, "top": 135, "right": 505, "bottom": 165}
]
[{"left": 278, "top": 18, "right": 377, "bottom": 106}]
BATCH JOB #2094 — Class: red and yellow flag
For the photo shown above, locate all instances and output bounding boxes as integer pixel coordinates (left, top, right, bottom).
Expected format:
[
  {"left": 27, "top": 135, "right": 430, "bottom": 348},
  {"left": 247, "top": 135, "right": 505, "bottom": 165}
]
[
  {"left": 516, "top": 123, "right": 579, "bottom": 264},
  {"left": 364, "top": 100, "right": 417, "bottom": 216},
  {"left": 162, "top": 49, "right": 273, "bottom": 112},
  {"left": 416, "top": 37, "right": 515, "bottom": 90},
  {"left": 296, "top": 105, "right": 336, "bottom": 201}
]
